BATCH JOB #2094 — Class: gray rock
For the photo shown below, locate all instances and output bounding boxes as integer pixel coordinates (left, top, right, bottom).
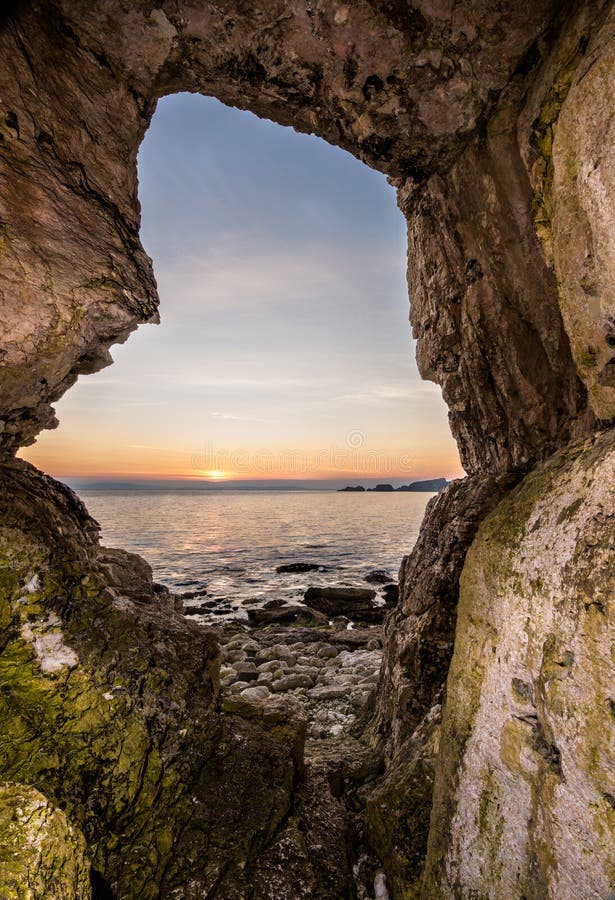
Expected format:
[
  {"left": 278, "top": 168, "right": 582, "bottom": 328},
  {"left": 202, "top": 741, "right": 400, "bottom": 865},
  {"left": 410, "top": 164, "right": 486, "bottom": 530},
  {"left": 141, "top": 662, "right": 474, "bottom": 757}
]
[
  {"left": 307, "top": 686, "right": 350, "bottom": 701},
  {"left": 304, "top": 587, "right": 376, "bottom": 617},
  {"left": 271, "top": 674, "right": 314, "bottom": 692}
]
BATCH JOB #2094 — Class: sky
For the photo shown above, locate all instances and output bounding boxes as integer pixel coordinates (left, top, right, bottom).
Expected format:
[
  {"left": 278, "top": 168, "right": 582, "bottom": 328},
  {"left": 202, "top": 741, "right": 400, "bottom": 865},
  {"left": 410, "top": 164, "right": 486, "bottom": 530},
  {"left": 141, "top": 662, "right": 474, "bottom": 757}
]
[{"left": 21, "top": 93, "right": 462, "bottom": 486}]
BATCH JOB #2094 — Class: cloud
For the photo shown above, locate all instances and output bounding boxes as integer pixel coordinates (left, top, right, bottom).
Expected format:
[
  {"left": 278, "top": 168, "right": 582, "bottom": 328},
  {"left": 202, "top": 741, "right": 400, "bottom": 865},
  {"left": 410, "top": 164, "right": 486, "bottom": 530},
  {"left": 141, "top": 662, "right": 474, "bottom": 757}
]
[
  {"left": 334, "top": 381, "right": 441, "bottom": 404},
  {"left": 154, "top": 230, "right": 403, "bottom": 312},
  {"left": 210, "top": 411, "right": 276, "bottom": 422}
]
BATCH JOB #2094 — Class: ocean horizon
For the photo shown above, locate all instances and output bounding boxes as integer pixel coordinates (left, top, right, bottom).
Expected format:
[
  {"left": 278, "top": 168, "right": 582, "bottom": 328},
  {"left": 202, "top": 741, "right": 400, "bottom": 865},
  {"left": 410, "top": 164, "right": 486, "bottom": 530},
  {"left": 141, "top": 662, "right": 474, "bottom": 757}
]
[
  {"left": 66, "top": 476, "right": 451, "bottom": 492},
  {"left": 80, "top": 488, "right": 433, "bottom": 622}
]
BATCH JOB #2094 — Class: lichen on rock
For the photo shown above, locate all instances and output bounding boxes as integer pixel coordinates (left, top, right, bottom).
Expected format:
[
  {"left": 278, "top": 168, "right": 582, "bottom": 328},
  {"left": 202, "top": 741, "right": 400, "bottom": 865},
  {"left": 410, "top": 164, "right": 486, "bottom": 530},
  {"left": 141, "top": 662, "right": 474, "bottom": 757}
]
[
  {"left": 0, "top": 782, "right": 91, "bottom": 900},
  {"left": 0, "top": 459, "right": 306, "bottom": 896},
  {"left": 424, "top": 429, "right": 615, "bottom": 897}
]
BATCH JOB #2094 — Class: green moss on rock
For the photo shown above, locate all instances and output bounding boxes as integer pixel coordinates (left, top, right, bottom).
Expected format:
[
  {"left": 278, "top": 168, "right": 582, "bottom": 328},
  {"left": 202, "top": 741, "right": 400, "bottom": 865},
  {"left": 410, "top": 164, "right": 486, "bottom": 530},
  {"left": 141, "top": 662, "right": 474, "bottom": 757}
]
[
  {"left": 0, "top": 782, "right": 91, "bottom": 899},
  {"left": 0, "top": 459, "right": 305, "bottom": 897},
  {"left": 423, "top": 430, "right": 615, "bottom": 897}
]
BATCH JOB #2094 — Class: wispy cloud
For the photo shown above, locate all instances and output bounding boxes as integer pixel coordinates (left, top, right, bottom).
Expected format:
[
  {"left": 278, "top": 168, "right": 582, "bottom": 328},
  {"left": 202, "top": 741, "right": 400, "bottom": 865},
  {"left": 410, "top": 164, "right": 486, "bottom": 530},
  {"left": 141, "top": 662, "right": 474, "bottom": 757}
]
[
  {"left": 334, "top": 381, "right": 441, "bottom": 404},
  {"left": 210, "top": 411, "right": 276, "bottom": 422},
  {"left": 154, "top": 232, "right": 402, "bottom": 312}
]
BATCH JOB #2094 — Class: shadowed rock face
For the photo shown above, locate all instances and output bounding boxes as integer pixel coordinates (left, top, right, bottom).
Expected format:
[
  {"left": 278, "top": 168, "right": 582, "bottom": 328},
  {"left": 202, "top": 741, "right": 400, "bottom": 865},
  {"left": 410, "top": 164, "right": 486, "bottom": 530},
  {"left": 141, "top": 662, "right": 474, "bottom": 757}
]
[{"left": 1, "top": 1, "right": 615, "bottom": 897}]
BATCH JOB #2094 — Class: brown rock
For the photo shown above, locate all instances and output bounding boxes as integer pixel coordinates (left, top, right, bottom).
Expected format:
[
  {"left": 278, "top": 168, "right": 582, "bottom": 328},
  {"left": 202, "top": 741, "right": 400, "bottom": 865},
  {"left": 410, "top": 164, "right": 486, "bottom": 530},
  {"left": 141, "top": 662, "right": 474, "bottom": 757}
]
[{"left": 304, "top": 586, "right": 377, "bottom": 617}]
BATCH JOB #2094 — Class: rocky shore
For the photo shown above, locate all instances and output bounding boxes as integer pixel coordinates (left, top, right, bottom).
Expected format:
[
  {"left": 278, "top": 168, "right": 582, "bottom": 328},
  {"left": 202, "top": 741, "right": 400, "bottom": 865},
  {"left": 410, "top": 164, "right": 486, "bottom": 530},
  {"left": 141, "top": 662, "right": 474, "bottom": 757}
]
[
  {"left": 217, "top": 623, "right": 383, "bottom": 739},
  {"left": 180, "top": 571, "right": 395, "bottom": 740}
]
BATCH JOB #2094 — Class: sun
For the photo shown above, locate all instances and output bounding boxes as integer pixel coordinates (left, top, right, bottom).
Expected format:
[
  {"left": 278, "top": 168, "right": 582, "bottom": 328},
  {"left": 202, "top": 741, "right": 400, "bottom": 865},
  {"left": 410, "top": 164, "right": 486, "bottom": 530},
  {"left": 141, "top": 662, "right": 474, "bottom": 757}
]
[{"left": 201, "top": 469, "right": 227, "bottom": 481}]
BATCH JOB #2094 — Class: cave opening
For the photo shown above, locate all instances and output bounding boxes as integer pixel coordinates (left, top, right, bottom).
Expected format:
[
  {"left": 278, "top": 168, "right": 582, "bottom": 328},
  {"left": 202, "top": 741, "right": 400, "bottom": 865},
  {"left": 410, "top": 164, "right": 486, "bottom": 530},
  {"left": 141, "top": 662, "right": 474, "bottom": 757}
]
[
  {"left": 23, "top": 93, "right": 460, "bottom": 483},
  {"left": 21, "top": 92, "right": 461, "bottom": 634},
  {"left": 2, "top": 3, "right": 614, "bottom": 896}
]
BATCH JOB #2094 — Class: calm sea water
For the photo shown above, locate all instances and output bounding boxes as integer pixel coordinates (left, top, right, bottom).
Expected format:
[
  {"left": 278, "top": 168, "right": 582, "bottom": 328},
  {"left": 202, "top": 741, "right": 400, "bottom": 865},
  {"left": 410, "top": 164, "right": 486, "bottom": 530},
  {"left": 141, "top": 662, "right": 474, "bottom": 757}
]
[{"left": 80, "top": 490, "right": 432, "bottom": 615}]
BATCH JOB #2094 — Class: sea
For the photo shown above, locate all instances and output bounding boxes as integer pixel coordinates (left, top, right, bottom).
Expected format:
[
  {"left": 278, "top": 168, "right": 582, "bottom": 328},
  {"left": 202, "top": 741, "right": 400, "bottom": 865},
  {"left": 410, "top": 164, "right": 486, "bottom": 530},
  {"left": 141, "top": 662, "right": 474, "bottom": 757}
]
[{"left": 79, "top": 489, "right": 433, "bottom": 618}]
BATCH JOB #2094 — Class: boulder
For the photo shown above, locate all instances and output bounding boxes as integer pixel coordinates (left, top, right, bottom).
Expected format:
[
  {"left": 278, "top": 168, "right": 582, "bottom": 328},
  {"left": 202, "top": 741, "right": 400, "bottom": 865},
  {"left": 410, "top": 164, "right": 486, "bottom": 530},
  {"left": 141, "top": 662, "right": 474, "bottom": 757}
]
[
  {"left": 365, "top": 570, "right": 393, "bottom": 585},
  {"left": 0, "top": 782, "right": 92, "bottom": 899},
  {"left": 248, "top": 606, "right": 328, "bottom": 626},
  {"left": 381, "top": 584, "right": 399, "bottom": 605},
  {"left": 304, "top": 587, "right": 377, "bottom": 617}
]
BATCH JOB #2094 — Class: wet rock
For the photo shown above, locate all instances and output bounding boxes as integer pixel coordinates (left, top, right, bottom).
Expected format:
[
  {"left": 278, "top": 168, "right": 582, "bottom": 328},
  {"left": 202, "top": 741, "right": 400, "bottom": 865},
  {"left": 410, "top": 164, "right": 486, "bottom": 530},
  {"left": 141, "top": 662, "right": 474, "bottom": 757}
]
[
  {"left": 330, "top": 628, "right": 382, "bottom": 648},
  {"left": 248, "top": 605, "right": 302, "bottom": 625},
  {"left": 381, "top": 583, "right": 399, "bottom": 605},
  {"left": 248, "top": 605, "right": 329, "bottom": 626},
  {"left": 365, "top": 570, "right": 393, "bottom": 584},
  {"left": 178, "top": 588, "right": 208, "bottom": 601},
  {"left": 304, "top": 586, "right": 376, "bottom": 617},
  {"left": 276, "top": 562, "right": 328, "bottom": 574}
]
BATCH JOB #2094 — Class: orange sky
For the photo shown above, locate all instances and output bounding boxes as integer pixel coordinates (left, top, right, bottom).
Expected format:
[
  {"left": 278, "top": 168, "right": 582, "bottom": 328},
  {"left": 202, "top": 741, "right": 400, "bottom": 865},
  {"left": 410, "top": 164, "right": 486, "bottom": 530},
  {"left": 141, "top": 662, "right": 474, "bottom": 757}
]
[{"left": 21, "top": 411, "right": 462, "bottom": 483}]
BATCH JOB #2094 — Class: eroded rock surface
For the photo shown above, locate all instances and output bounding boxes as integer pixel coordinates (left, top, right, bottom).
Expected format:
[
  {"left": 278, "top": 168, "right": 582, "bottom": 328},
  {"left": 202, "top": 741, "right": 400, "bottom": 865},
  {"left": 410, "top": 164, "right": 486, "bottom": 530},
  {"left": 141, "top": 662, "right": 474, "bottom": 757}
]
[
  {"left": 0, "top": 460, "right": 305, "bottom": 897},
  {"left": 0, "top": 782, "right": 91, "bottom": 900},
  {"left": 552, "top": 4, "right": 615, "bottom": 419},
  {"left": 424, "top": 429, "right": 615, "bottom": 897},
  {"left": 0, "top": 0, "right": 591, "bottom": 474}
]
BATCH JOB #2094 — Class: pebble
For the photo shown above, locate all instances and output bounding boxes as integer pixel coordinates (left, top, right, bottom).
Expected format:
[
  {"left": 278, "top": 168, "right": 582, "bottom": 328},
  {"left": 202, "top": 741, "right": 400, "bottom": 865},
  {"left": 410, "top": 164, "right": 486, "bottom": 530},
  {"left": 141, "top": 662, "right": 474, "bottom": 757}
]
[
  {"left": 256, "top": 660, "right": 283, "bottom": 673},
  {"left": 307, "top": 685, "right": 349, "bottom": 700},
  {"left": 223, "top": 649, "right": 247, "bottom": 663},
  {"left": 234, "top": 662, "right": 259, "bottom": 682},
  {"left": 217, "top": 620, "right": 383, "bottom": 739},
  {"left": 317, "top": 646, "right": 339, "bottom": 659}
]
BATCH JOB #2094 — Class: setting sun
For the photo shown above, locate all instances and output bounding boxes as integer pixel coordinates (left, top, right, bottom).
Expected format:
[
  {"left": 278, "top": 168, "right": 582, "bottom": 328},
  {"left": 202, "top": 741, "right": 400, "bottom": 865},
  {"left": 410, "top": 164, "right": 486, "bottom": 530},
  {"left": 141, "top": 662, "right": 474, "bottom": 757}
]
[{"left": 201, "top": 470, "right": 228, "bottom": 481}]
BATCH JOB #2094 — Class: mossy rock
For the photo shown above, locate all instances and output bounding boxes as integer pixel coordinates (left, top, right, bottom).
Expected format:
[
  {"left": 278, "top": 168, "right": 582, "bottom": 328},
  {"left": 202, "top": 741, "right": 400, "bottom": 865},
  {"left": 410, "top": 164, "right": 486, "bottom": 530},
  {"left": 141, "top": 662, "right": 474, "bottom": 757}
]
[
  {"left": 0, "top": 459, "right": 305, "bottom": 897},
  {"left": 0, "top": 782, "right": 91, "bottom": 899},
  {"left": 424, "top": 430, "right": 615, "bottom": 897}
]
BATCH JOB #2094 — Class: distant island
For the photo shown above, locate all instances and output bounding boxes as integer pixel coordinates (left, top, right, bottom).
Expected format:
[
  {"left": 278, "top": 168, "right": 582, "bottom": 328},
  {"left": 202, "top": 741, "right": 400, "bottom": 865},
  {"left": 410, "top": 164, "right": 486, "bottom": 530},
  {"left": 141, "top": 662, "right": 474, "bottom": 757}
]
[{"left": 337, "top": 478, "right": 449, "bottom": 493}]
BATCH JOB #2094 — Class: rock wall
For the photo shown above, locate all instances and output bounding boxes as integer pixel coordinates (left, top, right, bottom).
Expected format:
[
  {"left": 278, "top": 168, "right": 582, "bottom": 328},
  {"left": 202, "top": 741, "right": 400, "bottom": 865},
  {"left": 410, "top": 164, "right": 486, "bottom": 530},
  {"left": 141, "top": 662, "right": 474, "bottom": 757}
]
[
  {"left": 0, "top": 0, "right": 585, "bottom": 472},
  {"left": 0, "top": 460, "right": 305, "bottom": 897},
  {"left": 424, "top": 429, "right": 615, "bottom": 897},
  {"left": 1, "top": 1, "right": 614, "bottom": 897},
  {"left": 551, "top": 4, "right": 615, "bottom": 420}
]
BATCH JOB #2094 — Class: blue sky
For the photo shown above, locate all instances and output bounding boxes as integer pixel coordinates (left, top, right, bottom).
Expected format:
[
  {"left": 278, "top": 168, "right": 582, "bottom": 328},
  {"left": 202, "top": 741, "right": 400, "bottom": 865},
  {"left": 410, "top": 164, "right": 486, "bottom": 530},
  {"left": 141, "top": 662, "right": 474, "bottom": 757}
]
[{"left": 23, "top": 93, "right": 461, "bottom": 484}]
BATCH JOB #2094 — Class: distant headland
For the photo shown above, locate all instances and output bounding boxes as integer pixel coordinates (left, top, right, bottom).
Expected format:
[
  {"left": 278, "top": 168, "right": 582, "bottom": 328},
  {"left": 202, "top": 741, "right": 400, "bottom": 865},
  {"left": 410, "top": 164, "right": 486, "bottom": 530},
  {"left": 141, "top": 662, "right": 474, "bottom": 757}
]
[{"left": 337, "top": 478, "right": 449, "bottom": 493}]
